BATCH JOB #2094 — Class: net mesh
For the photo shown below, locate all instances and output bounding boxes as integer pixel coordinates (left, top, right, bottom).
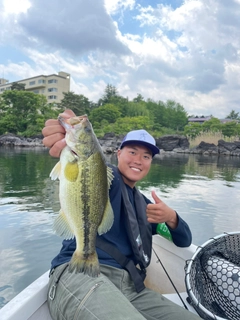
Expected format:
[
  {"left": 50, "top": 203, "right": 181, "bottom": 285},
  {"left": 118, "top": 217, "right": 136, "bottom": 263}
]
[{"left": 185, "top": 232, "right": 240, "bottom": 320}]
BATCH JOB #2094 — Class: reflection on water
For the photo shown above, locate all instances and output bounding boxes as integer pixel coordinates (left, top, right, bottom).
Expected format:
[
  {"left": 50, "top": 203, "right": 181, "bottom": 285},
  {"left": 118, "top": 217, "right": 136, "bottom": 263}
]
[
  {"left": 0, "top": 147, "right": 60, "bottom": 308},
  {"left": 0, "top": 148, "right": 240, "bottom": 308}
]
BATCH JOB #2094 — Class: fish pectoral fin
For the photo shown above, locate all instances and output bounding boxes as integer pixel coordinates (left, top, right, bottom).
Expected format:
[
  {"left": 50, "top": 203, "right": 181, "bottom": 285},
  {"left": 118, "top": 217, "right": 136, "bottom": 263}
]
[
  {"left": 53, "top": 209, "right": 74, "bottom": 239},
  {"left": 50, "top": 162, "right": 61, "bottom": 180},
  {"left": 107, "top": 166, "right": 114, "bottom": 189},
  {"left": 97, "top": 199, "right": 114, "bottom": 235}
]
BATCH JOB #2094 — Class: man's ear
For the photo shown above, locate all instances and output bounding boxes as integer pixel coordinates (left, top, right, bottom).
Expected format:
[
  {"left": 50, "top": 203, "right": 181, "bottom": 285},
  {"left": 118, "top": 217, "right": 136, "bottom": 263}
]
[{"left": 117, "top": 148, "right": 124, "bottom": 160}]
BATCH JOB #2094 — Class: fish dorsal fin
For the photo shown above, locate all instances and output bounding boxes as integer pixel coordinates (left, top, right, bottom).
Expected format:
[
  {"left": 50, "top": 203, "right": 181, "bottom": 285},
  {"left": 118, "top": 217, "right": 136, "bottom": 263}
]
[
  {"left": 107, "top": 166, "right": 114, "bottom": 189},
  {"left": 50, "top": 161, "right": 61, "bottom": 180},
  {"left": 97, "top": 199, "right": 114, "bottom": 235},
  {"left": 53, "top": 209, "right": 74, "bottom": 239}
]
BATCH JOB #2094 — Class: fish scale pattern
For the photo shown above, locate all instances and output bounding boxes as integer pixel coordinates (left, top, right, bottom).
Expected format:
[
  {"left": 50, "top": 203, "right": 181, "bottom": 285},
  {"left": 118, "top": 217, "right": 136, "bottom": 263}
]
[{"left": 185, "top": 232, "right": 240, "bottom": 320}]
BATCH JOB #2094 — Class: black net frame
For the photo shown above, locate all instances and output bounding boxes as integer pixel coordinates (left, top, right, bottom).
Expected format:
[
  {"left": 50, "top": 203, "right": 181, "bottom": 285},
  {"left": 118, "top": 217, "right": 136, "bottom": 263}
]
[{"left": 185, "top": 232, "right": 240, "bottom": 320}]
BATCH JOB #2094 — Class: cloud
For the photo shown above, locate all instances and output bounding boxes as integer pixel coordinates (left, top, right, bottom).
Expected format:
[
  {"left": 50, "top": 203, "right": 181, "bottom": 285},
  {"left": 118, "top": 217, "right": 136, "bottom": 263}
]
[
  {"left": 0, "top": 0, "right": 240, "bottom": 118},
  {"left": 134, "top": 0, "right": 240, "bottom": 94},
  {"left": 16, "top": 0, "right": 130, "bottom": 55},
  {"left": 104, "top": 0, "right": 135, "bottom": 14},
  {"left": 3, "top": 0, "right": 31, "bottom": 14}
]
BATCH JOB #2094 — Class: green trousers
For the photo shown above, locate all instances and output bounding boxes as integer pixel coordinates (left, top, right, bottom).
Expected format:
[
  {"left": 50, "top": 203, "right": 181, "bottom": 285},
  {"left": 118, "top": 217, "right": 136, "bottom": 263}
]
[{"left": 48, "top": 263, "right": 201, "bottom": 320}]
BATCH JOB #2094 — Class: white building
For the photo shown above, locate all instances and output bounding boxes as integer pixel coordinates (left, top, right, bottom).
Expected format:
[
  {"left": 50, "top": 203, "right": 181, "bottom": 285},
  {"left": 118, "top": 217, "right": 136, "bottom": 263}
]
[{"left": 0, "top": 71, "right": 70, "bottom": 103}]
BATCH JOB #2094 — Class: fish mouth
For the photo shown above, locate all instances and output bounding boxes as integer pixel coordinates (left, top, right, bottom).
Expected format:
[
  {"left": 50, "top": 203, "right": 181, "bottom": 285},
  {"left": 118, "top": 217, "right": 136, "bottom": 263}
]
[
  {"left": 68, "top": 115, "right": 88, "bottom": 126},
  {"left": 58, "top": 115, "right": 88, "bottom": 128},
  {"left": 58, "top": 114, "right": 91, "bottom": 156}
]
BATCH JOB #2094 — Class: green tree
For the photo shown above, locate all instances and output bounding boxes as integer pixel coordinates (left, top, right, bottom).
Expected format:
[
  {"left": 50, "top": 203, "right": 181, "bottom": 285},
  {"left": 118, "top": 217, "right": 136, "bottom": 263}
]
[
  {"left": 226, "top": 110, "right": 239, "bottom": 120},
  {"left": 184, "top": 122, "right": 202, "bottom": 139},
  {"left": 221, "top": 121, "right": 238, "bottom": 138},
  {"left": 133, "top": 93, "right": 144, "bottom": 103},
  {"left": 151, "top": 100, "right": 188, "bottom": 131},
  {"left": 113, "top": 116, "right": 152, "bottom": 134},
  {"left": 235, "top": 123, "right": 240, "bottom": 136},
  {"left": 146, "top": 100, "right": 167, "bottom": 127},
  {"left": 107, "top": 95, "right": 129, "bottom": 116},
  {"left": 125, "top": 101, "right": 149, "bottom": 117},
  {"left": 164, "top": 100, "right": 188, "bottom": 131},
  {"left": 202, "top": 117, "right": 221, "bottom": 132},
  {"left": 0, "top": 90, "right": 56, "bottom": 136},
  {"left": 11, "top": 82, "right": 26, "bottom": 91},
  {"left": 145, "top": 99, "right": 188, "bottom": 131},
  {"left": 99, "top": 84, "right": 118, "bottom": 105},
  {"left": 58, "top": 91, "right": 92, "bottom": 115},
  {"left": 89, "top": 104, "right": 121, "bottom": 125}
]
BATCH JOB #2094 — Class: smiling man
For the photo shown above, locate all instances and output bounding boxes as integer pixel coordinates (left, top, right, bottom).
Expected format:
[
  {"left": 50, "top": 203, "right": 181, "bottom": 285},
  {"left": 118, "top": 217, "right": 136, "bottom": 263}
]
[
  {"left": 118, "top": 129, "right": 156, "bottom": 187},
  {"left": 43, "top": 109, "right": 200, "bottom": 320}
]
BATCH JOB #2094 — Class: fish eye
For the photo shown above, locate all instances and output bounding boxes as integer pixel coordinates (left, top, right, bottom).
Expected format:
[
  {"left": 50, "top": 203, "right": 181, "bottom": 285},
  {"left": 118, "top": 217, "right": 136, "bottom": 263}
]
[{"left": 84, "top": 127, "right": 91, "bottom": 133}]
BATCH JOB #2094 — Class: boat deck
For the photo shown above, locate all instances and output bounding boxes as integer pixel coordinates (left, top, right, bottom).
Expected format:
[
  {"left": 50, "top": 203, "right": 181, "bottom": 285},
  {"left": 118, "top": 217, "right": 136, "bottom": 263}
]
[{"left": 0, "top": 236, "right": 198, "bottom": 320}]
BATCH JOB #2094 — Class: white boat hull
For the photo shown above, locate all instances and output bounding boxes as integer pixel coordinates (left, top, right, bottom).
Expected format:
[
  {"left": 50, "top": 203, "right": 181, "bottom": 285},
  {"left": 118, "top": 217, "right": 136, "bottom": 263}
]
[{"left": 0, "top": 235, "right": 198, "bottom": 320}]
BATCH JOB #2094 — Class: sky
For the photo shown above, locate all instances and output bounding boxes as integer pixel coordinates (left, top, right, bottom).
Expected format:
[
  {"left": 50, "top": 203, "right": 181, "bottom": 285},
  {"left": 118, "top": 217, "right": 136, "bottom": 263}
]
[{"left": 0, "top": 0, "right": 240, "bottom": 119}]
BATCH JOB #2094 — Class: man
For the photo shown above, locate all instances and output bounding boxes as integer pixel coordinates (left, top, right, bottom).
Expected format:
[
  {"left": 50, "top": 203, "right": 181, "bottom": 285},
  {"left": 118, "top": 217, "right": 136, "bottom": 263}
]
[{"left": 43, "top": 109, "right": 200, "bottom": 320}]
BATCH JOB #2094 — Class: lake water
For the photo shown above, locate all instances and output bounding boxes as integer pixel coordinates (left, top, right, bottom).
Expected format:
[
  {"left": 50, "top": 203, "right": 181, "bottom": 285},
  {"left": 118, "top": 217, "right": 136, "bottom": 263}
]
[{"left": 0, "top": 147, "right": 240, "bottom": 308}]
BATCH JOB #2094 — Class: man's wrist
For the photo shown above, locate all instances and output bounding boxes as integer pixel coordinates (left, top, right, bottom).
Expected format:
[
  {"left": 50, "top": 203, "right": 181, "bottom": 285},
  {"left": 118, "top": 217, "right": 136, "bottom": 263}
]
[{"left": 166, "top": 210, "right": 178, "bottom": 229}]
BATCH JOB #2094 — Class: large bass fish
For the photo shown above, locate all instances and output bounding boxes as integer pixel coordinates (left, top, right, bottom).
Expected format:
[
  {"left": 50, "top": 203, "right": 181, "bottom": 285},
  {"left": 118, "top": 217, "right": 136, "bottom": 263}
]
[{"left": 50, "top": 115, "right": 114, "bottom": 277}]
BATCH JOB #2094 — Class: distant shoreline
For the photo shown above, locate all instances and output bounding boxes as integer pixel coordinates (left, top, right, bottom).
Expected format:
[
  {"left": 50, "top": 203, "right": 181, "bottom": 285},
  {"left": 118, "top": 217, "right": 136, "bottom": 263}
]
[{"left": 1, "top": 133, "right": 240, "bottom": 157}]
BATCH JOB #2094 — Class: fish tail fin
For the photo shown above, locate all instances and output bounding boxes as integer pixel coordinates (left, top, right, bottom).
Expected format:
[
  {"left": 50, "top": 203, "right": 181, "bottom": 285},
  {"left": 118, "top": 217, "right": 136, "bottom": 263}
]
[
  {"left": 68, "top": 250, "right": 100, "bottom": 277},
  {"left": 83, "top": 253, "right": 100, "bottom": 277}
]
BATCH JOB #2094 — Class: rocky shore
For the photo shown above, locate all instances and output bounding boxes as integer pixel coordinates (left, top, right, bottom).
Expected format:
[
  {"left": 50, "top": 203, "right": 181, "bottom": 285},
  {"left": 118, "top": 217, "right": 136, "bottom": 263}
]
[
  {"left": 0, "top": 133, "right": 43, "bottom": 148},
  {"left": 1, "top": 133, "right": 240, "bottom": 157}
]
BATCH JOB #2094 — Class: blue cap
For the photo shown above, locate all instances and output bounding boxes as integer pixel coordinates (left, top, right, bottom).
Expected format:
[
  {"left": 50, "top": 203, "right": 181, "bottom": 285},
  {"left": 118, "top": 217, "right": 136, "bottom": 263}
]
[{"left": 120, "top": 129, "right": 160, "bottom": 157}]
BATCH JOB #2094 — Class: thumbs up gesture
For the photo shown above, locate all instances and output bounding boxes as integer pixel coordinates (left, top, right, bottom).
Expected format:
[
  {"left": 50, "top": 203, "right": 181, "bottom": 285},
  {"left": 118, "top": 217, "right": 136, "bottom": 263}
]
[{"left": 146, "top": 191, "right": 178, "bottom": 229}]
